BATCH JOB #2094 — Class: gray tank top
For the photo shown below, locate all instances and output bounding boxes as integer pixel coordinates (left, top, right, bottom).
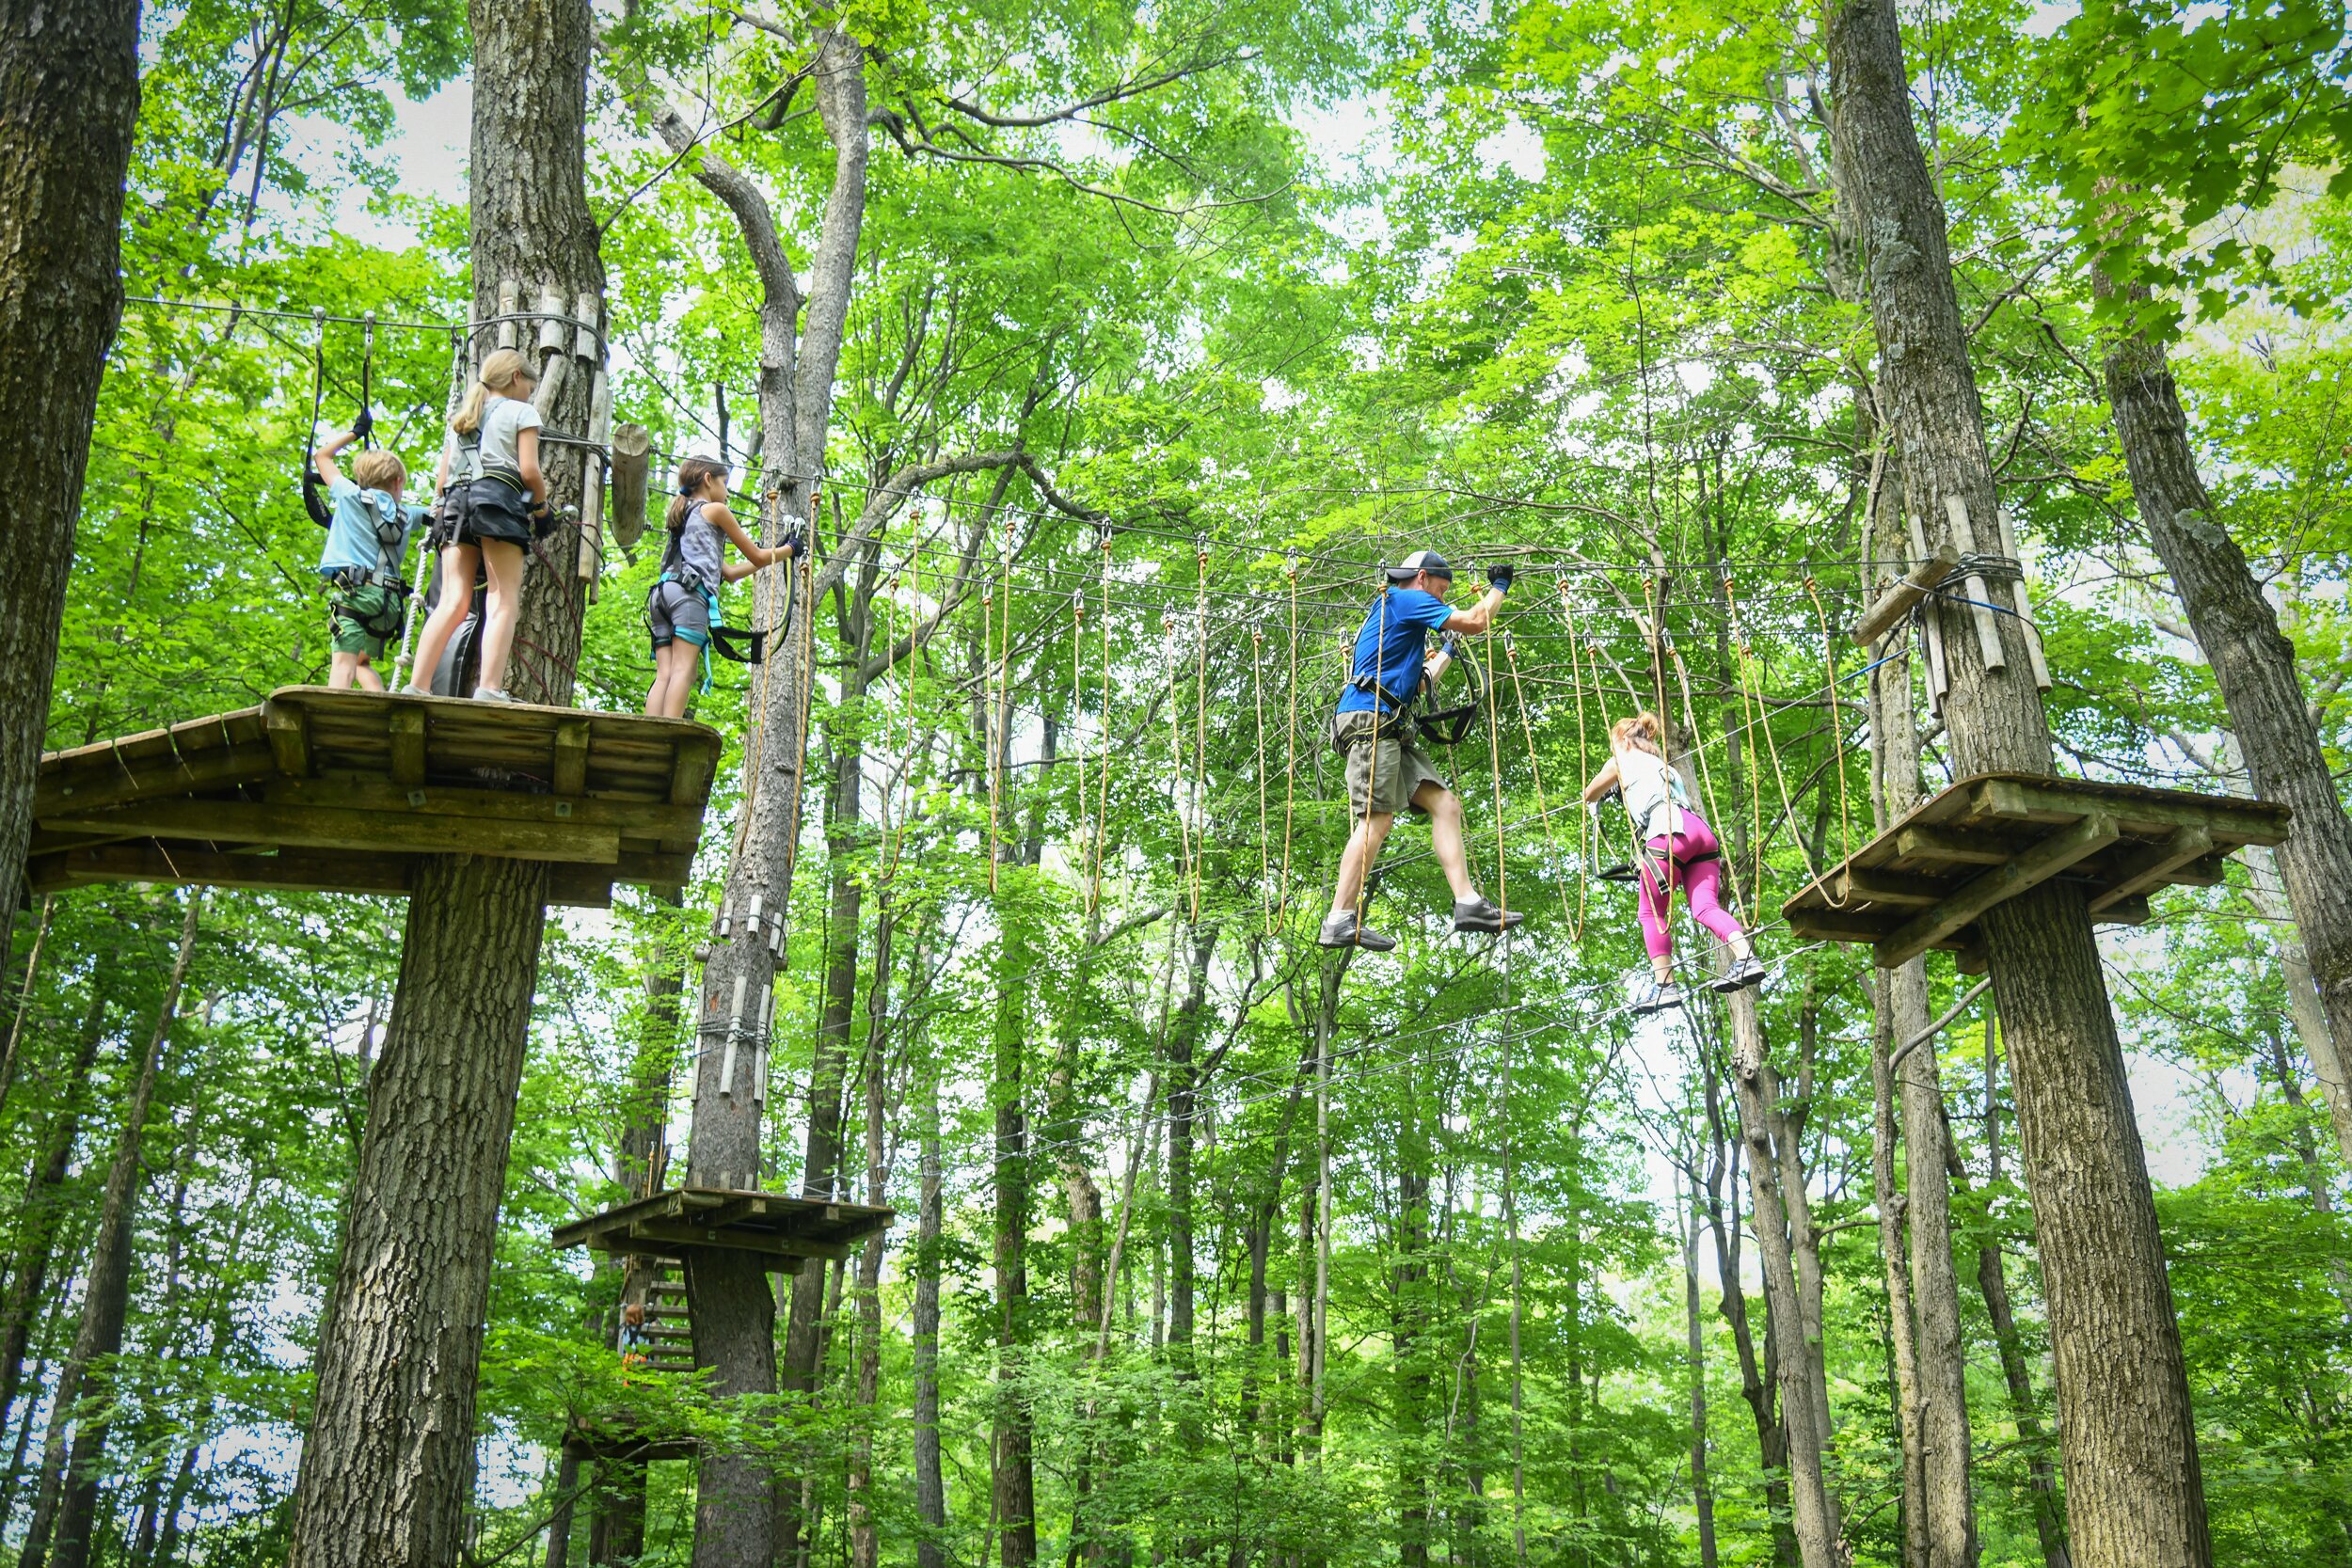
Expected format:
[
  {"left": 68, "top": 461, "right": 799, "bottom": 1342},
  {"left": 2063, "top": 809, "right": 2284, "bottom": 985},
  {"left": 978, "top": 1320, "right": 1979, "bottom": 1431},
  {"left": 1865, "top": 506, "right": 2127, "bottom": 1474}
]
[{"left": 669, "top": 501, "right": 724, "bottom": 592}]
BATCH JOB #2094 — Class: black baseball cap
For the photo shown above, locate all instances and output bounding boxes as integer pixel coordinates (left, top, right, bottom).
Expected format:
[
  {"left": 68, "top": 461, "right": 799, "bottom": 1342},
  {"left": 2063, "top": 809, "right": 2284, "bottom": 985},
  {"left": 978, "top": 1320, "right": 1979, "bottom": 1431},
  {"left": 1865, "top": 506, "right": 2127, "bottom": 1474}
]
[{"left": 1385, "top": 548, "right": 1453, "bottom": 583}]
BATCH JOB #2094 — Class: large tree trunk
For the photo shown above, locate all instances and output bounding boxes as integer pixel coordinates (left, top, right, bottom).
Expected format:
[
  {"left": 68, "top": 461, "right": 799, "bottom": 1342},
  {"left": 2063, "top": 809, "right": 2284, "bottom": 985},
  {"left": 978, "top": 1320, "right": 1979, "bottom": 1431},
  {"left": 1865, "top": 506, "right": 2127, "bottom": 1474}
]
[
  {"left": 23, "top": 899, "right": 199, "bottom": 1568},
  {"left": 914, "top": 1048, "right": 948, "bottom": 1568},
  {"left": 993, "top": 898, "right": 1039, "bottom": 1568},
  {"left": 1392, "top": 1082, "right": 1433, "bottom": 1568},
  {"left": 288, "top": 0, "right": 599, "bottom": 1555},
  {"left": 1824, "top": 5, "right": 2213, "bottom": 1560},
  {"left": 0, "top": 0, "right": 140, "bottom": 924},
  {"left": 0, "top": 983, "right": 107, "bottom": 1535},
  {"left": 1867, "top": 492, "right": 1978, "bottom": 1568},
  {"left": 1698, "top": 1073, "right": 1797, "bottom": 1568},
  {"left": 1680, "top": 1170, "right": 1716, "bottom": 1568},
  {"left": 847, "top": 902, "right": 894, "bottom": 1568},
  {"left": 2242, "top": 847, "right": 2352, "bottom": 1166},
  {"left": 1869, "top": 978, "right": 1931, "bottom": 1568},
  {"left": 2098, "top": 293, "right": 2352, "bottom": 1169}
]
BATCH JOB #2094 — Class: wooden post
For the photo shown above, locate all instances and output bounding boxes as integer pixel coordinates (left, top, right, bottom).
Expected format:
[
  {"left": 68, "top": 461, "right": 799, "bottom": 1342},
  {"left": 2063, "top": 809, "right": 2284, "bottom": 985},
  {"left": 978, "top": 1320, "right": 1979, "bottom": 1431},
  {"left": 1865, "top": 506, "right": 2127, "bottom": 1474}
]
[
  {"left": 579, "top": 370, "right": 612, "bottom": 591},
  {"left": 609, "top": 424, "right": 651, "bottom": 550},
  {"left": 496, "top": 279, "right": 519, "bottom": 352},
  {"left": 572, "top": 289, "right": 600, "bottom": 363},
  {"left": 1994, "top": 506, "right": 2053, "bottom": 690},
  {"left": 536, "top": 282, "right": 566, "bottom": 357},
  {"left": 1945, "top": 494, "right": 2007, "bottom": 673},
  {"left": 1852, "top": 542, "right": 1958, "bottom": 647},
  {"left": 1906, "top": 514, "right": 1949, "bottom": 715}
]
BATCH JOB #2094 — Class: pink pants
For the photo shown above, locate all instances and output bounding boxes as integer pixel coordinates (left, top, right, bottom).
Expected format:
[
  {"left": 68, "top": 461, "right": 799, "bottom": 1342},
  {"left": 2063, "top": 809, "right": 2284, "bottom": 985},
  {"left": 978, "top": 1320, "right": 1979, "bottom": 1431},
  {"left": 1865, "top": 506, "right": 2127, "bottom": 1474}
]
[{"left": 1636, "top": 813, "right": 1747, "bottom": 960}]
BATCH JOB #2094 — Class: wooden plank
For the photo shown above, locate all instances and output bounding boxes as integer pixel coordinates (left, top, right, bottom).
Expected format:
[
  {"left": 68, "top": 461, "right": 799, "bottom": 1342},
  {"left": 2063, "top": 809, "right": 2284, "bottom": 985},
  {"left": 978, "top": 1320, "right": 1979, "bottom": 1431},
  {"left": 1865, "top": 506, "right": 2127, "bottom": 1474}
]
[
  {"left": 38, "top": 741, "right": 274, "bottom": 816},
  {"left": 1852, "top": 543, "right": 1959, "bottom": 647},
  {"left": 389, "top": 707, "right": 427, "bottom": 786},
  {"left": 547, "top": 869, "right": 615, "bottom": 909},
  {"left": 1890, "top": 822, "right": 2020, "bottom": 868},
  {"left": 616, "top": 1218, "right": 851, "bottom": 1261},
  {"left": 667, "top": 736, "right": 720, "bottom": 807},
  {"left": 553, "top": 717, "right": 592, "bottom": 796},
  {"left": 43, "top": 798, "right": 621, "bottom": 864},
  {"left": 29, "top": 843, "right": 415, "bottom": 898},
  {"left": 2088, "top": 825, "right": 2214, "bottom": 914},
  {"left": 1876, "top": 813, "right": 2119, "bottom": 969},
  {"left": 1826, "top": 868, "right": 1953, "bottom": 908},
  {"left": 1945, "top": 494, "right": 2007, "bottom": 673},
  {"left": 264, "top": 704, "right": 310, "bottom": 779},
  {"left": 261, "top": 777, "right": 702, "bottom": 842},
  {"left": 1975, "top": 776, "right": 2289, "bottom": 847}
]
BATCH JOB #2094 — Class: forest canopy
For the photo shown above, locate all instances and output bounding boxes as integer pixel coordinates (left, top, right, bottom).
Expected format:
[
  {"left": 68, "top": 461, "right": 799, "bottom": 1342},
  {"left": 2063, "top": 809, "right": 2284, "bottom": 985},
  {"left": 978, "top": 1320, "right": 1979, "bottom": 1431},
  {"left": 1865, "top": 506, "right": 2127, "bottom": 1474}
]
[{"left": 0, "top": 0, "right": 2345, "bottom": 1564}]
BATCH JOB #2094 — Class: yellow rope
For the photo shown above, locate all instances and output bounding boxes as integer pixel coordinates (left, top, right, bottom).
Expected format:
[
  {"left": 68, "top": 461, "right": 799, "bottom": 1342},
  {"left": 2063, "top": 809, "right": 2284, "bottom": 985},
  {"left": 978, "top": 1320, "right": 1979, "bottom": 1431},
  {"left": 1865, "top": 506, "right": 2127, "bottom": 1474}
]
[
  {"left": 1253, "top": 624, "right": 1271, "bottom": 935},
  {"left": 1090, "top": 529, "right": 1112, "bottom": 914},
  {"left": 1503, "top": 631, "right": 1574, "bottom": 940},
  {"left": 1193, "top": 541, "right": 1209, "bottom": 923},
  {"left": 1805, "top": 571, "right": 1856, "bottom": 903},
  {"left": 1556, "top": 580, "right": 1592, "bottom": 937},
  {"left": 1484, "top": 628, "right": 1506, "bottom": 922},
  {"left": 1718, "top": 567, "right": 1774, "bottom": 911},
  {"left": 1278, "top": 555, "right": 1298, "bottom": 932},
  {"left": 1166, "top": 614, "right": 1196, "bottom": 914},
  {"left": 1071, "top": 582, "right": 1087, "bottom": 907},
  {"left": 1642, "top": 574, "right": 1677, "bottom": 948}
]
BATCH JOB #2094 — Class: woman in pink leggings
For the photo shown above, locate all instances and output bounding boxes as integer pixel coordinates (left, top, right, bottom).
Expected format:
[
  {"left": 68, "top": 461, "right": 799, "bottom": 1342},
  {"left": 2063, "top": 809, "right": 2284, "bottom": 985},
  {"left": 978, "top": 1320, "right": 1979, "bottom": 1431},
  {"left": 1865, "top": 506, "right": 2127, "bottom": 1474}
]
[{"left": 1581, "top": 712, "right": 1766, "bottom": 1014}]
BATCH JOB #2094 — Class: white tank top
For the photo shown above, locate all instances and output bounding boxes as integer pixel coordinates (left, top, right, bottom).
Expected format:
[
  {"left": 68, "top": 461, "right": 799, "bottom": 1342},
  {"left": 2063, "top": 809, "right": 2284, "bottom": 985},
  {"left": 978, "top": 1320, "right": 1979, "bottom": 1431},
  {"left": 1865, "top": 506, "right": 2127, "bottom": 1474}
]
[{"left": 1617, "top": 749, "right": 1688, "bottom": 842}]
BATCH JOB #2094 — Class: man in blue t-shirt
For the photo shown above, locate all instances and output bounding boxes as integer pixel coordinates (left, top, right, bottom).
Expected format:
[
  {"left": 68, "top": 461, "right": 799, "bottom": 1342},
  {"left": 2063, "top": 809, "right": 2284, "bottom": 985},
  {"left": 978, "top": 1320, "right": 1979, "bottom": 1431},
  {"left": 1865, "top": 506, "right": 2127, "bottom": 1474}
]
[
  {"left": 1321, "top": 549, "right": 1527, "bottom": 950},
  {"left": 311, "top": 424, "right": 430, "bottom": 690}
]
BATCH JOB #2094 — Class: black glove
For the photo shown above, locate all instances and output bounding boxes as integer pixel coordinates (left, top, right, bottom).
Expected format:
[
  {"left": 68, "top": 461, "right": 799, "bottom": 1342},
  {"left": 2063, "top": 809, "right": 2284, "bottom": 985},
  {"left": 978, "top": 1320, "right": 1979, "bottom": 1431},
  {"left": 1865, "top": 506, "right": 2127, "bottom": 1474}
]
[
  {"left": 781, "top": 526, "right": 805, "bottom": 561},
  {"left": 350, "top": 405, "right": 374, "bottom": 442},
  {"left": 1486, "top": 562, "right": 1514, "bottom": 594}
]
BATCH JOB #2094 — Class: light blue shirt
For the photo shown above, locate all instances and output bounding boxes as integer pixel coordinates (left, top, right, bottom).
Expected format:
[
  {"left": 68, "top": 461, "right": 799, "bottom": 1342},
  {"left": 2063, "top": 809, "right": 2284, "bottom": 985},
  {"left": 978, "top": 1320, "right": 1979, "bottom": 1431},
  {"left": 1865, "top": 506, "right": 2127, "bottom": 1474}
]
[
  {"left": 316, "top": 476, "right": 427, "bottom": 578},
  {"left": 1336, "top": 588, "right": 1454, "bottom": 715}
]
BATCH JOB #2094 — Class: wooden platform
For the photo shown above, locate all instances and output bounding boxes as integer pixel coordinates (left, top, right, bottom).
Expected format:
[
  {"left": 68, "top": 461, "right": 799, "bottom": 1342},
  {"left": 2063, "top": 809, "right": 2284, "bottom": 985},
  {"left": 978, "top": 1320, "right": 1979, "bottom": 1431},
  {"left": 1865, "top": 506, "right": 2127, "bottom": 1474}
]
[
  {"left": 27, "top": 688, "right": 722, "bottom": 908},
  {"left": 1783, "top": 772, "right": 2290, "bottom": 971},
  {"left": 554, "top": 1186, "right": 896, "bottom": 1262}
]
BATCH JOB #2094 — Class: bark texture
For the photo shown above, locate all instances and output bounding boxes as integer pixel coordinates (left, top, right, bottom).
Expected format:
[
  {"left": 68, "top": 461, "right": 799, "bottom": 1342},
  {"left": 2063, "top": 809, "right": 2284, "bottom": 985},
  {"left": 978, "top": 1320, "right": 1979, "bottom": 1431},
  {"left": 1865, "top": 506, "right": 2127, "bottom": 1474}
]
[
  {"left": 287, "top": 856, "right": 555, "bottom": 1564},
  {"left": 24, "top": 899, "right": 199, "bottom": 1568},
  {"left": 1826, "top": 4, "right": 2212, "bottom": 1560},
  {"left": 2100, "top": 292, "right": 2352, "bottom": 1165},
  {"left": 288, "top": 0, "right": 598, "bottom": 1553},
  {"left": 0, "top": 0, "right": 140, "bottom": 925}
]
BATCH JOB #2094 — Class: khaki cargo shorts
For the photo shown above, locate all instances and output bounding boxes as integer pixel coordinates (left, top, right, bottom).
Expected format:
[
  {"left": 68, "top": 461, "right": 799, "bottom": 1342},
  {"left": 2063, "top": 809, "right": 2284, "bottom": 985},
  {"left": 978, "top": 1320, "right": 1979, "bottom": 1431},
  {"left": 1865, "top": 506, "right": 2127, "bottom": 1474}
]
[{"left": 1331, "top": 710, "right": 1447, "bottom": 819}]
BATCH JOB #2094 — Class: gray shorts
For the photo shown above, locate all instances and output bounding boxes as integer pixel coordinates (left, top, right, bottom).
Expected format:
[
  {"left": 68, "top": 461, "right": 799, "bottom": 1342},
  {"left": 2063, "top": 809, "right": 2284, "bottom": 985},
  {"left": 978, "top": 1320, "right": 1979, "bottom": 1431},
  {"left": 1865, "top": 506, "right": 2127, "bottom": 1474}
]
[
  {"left": 1331, "top": 710, "right": 1447, "bottom": 818},
  {"left": 647, "top": 579, "right": 712, "bottom": 650}
]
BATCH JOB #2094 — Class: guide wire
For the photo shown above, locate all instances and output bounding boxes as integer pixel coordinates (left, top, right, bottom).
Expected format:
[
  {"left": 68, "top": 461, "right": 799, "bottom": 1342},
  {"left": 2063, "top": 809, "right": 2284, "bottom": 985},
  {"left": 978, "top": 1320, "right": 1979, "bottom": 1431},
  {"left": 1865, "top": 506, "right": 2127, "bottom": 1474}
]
[
  {"left": 1165, "top": 614, "right": 1198, "bottom": 916},
  {"left": 1279, "top": 554, "right": 1300, "bottom": 933},
  {"left": 1193, "top": 537, "right": 1210, "bottom": 924},
  {"left": 1253, "top": 622, "right": 1272, "bottom": 935},
  {"left": 1805, "top": 569, "right": 1857, "bottom": 895},
  {"left": 1089, "top": 525, "right": 1113, "bottom": 914}
]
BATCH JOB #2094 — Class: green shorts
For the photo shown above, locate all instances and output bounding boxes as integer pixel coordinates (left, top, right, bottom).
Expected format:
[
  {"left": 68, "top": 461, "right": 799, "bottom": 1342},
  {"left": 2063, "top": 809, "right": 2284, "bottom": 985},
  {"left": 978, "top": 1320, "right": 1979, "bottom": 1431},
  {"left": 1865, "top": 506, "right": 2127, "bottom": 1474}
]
[
  {"left": 327, "top": 581, "right": 406, "bottom": 659},
  {"left": 1331, "top": 710, "right": 1447, "bottom": 819}
]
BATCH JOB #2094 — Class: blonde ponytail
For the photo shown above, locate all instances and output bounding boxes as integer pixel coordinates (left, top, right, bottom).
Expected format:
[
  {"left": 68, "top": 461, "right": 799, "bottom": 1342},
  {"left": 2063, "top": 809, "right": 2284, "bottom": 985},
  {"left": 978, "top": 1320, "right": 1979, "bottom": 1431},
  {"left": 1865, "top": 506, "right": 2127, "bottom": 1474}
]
[
  {"left": 451, "top": 348, "right": 532, "bottom": 437},
  {"left": 1611, "top": 711, "right": 1665, "bottom": 757}
]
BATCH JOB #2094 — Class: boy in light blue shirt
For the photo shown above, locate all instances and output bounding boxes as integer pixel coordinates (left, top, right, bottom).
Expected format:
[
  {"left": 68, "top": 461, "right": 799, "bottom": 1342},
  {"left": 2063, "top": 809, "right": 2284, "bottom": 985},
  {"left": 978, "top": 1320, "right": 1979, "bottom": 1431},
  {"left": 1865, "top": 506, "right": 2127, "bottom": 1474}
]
[{"left": 310, "top": 424, "right": 430, "bottom": 690}]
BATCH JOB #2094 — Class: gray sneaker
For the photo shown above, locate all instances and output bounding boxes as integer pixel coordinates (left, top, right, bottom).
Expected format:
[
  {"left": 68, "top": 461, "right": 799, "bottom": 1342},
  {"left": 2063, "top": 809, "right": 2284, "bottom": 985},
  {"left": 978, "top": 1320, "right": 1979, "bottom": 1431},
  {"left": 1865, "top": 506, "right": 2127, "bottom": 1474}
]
[
  {"left": 471, "top": 686, "right": 516, "bottom": 704},
  {"left": 1317, "top": 911, "right": 1396, "bottom": 952},
  {"left": 1452, "top": 897, "right": 1528, "bottom": 934},
  {"left": 1707, "top": 955, "right": 1768, "bottom": 993},
  {"left": 1630, "top": 976, "right": 1684, "bottom": 1016}
]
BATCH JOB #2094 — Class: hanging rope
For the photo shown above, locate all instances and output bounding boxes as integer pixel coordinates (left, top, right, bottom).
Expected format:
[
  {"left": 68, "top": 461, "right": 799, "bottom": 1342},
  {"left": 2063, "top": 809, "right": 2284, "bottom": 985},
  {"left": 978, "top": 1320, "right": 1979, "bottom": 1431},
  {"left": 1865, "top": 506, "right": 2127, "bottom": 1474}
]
[
  {"left": 1279, "top": 552, "right": 1299, "bottom": 932},
  {"left": 985, "top": 562, "right": 1002, "bottom": 894},
  {"left": 1805, "top": 569, "right": 1857, "bottom": 897},
  {"left": 1089, "top": 524, "right": 1113, "bottom": 914},
  {"left": 1166, "top": 613, "right": 1198, "bottom": 914},
  {"left": 1503, "top": 629, "right": 1577, "bottom": 940},
  {"left": 1071, "top": 581, "right": 1088, "bottom": 898},
  {"left": 1253, "top": 623, "right": 1271, "bottom": 935},
  {"left": 1192, "top": 538, "right": 1210, "bottom": 924},
  {"left": 1642, "top": 572, "right": 1678, "bottom": 949},
  {"left": 1483, "top": 628, "right": 1508, "bottom": 924},
  {"left": 1718, "top": 564, "right": 1775, "bottom": 915}
]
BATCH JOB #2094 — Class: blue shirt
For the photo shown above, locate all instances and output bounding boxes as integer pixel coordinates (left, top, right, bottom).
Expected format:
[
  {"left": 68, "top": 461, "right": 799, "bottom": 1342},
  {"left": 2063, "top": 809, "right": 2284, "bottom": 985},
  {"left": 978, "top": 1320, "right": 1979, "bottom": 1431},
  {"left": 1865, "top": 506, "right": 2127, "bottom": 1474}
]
[
  {"left": 317, "top": 476, "right": 427, "bottom": 578},
  {"left": 1336, "top": 588, "right": 1454, "bottom": 715}
]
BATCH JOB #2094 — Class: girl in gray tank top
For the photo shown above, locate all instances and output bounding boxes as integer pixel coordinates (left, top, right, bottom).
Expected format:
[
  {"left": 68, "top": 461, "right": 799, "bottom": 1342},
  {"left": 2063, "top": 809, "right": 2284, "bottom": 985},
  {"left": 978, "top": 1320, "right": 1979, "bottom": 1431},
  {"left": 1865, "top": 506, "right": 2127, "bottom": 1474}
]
[{"left": 643, "top": 454, "right": 799, "bottom": 719}]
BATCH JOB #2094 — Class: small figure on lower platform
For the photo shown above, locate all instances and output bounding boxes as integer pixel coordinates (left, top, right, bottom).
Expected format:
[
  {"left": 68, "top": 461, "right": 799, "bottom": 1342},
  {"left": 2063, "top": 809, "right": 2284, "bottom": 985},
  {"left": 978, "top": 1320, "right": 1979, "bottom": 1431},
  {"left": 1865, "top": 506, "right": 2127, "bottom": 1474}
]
[
  {"left": 310, "top": 423, "right": 427, "bottom": 692},
  {"left": 618, "top": 1299, "right": 651, "bottom": 1383},
  {"left": 643, "top": 456, "right": 797, "bottom": 720},
  {"left": 1581, "top": 711, "right": 1766, "bottom": 1015},
  {"left": 405, "top": 349, "right": 548, "bottom": 704}
]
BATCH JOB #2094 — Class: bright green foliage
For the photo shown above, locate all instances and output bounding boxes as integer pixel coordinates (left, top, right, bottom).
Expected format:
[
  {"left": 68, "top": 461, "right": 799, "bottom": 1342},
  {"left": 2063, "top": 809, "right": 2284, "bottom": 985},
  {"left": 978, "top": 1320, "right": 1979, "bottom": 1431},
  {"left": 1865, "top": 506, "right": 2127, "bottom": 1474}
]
[{"left": 3, "top": 0, "right": 2348, "bottom": 1563}]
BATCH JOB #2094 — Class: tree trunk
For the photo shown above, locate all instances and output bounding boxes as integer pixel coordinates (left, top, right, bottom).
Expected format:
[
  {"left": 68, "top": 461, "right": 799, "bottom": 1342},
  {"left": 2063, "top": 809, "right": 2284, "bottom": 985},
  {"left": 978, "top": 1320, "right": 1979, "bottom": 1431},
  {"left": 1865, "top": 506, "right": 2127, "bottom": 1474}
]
[
  {"left": 1868, "top": 512, "right": 1978, "bottom": 1568},
  {"left": 1698, "top": 1071, "right": 1797, "bottom": 1568},
  {"left": 1168, "top": 924, "right": 1216, "bottom": 1369},
  {"left": 289, "top": 856, "right": 558, "bottom": 1564},
  {"left": 847, "top": 903, "right": 894, "bottom": 1568},
  {"left": 1824, "top": 4, "right": 2213, "bottom": 1560},
  {"left": 25, "top": 896, "right": 199, "bottom": 1568},
  {"left": 289, "top": 0, "right": 599, "bottom": 1553},
  {"left": 1724, "top": 994, "right": 1843, "bottom": 1568},
  {"left": 1870, "top": 976, "right": 1932, "bottom": 1568},
  {"left": 542, "top": 1449, "right": 580, "bottom": 1568},
  {"left": 2097, "top": 277, "right": 2352, "bottom": 1165},
  {"left": 2242, "top": 846, "right": 2352, "bottom": 1167},
  {"left": 0, "top": 0, "right": 140, "bottom": 925},
  {"left": 1969, "top": 1018, "right": 2074, "bottom": 1568},
  {"left": 1680, "top": 1169, "right": 1716, "bottom": 1568},
  {"left": 1393, "top": 1083, "right": 1433, "bottom": 1568},
  {"left": 0, "top": 982, "right": 108, "bottom": 1535},
  {"left": 993, "top": 893, "right": 1039, "bottom": 1568},
  {"left": 915, "top": 1049, "right": 947, "bottom": 1568}
]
